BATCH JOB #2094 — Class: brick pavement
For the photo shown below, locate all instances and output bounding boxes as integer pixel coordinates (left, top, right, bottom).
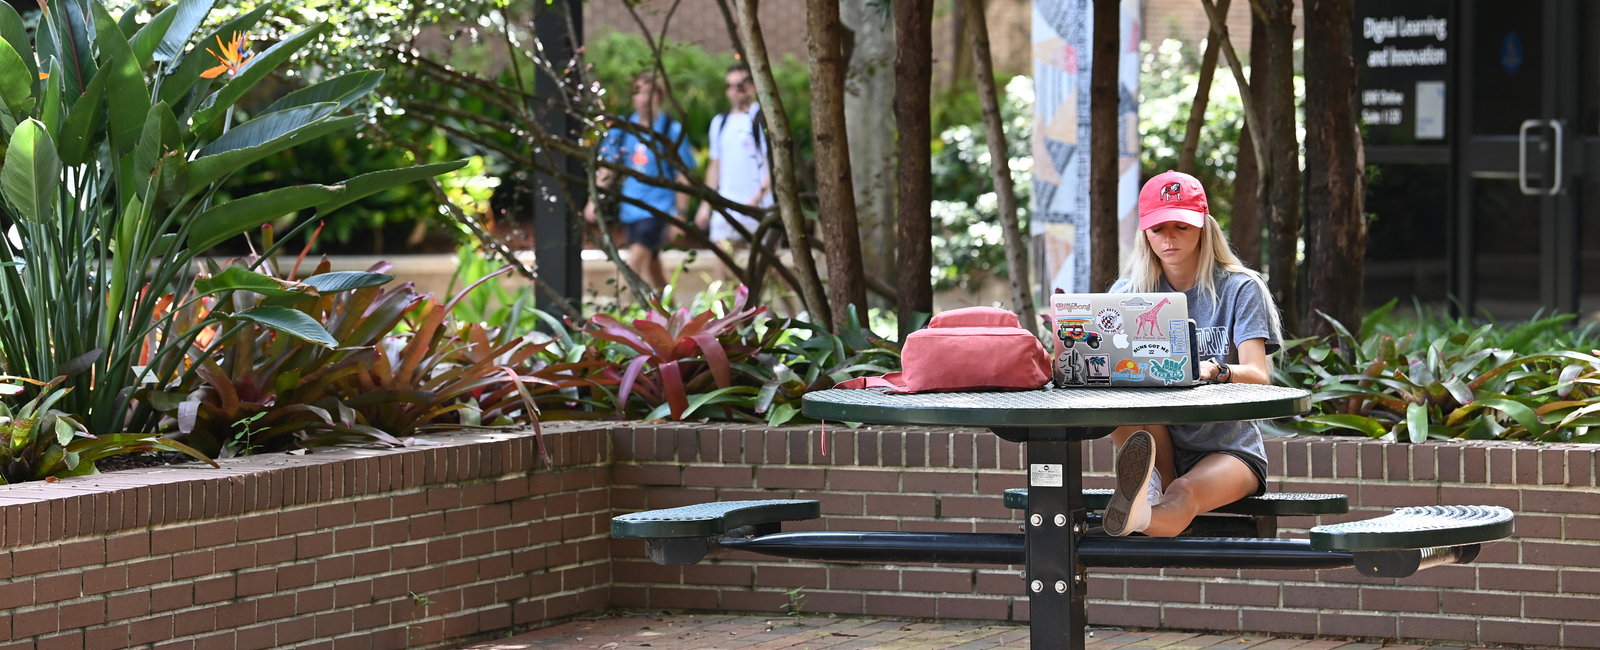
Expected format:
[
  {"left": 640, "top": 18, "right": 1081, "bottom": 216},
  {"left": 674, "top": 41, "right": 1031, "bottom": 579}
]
[{"left": 460, "top": 614, "right": 1500, "bottom": 650}]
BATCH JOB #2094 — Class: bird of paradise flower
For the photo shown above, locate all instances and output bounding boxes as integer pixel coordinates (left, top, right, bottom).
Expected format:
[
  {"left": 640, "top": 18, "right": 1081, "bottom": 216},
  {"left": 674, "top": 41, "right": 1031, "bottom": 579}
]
[{"left": 200, "top": 32, "right": 255, "bottom": 79}]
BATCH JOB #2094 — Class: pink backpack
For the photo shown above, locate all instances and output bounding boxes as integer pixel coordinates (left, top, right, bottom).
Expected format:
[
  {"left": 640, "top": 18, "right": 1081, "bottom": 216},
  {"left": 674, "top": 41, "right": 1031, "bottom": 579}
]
[{"left": 835, "top": 307, "right": 1051, "bottom": 394}]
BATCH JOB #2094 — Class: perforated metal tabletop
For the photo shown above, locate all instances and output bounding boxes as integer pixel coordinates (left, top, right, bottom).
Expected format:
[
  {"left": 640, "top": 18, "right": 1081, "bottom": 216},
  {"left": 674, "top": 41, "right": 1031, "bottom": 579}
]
[{"left": 801, "top": 384, "right": 1312, "bottom": 427}]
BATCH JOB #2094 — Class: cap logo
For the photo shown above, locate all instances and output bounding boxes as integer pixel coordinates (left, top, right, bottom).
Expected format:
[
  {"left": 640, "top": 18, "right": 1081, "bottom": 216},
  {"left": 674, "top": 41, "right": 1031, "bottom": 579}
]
[{"left": 1160, "top": 182, "right": 1182, "bottom": 201}]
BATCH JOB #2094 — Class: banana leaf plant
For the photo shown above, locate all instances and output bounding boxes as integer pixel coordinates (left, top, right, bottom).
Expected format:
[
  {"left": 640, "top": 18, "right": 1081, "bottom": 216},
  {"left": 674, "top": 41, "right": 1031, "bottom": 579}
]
[
  {"left": 0, "top": 376, "right": 212, "bottom": 483},
  {"left": 0, "top": 0, "right": 465, "bottom": 437},
  {"left": 1274, "top": 302, "right": 1600, "bottom": 443}
]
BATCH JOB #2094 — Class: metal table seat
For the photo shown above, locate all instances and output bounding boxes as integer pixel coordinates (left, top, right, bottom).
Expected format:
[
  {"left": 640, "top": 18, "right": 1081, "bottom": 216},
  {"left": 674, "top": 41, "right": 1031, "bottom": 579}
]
[{"left": 611, "top": 385, "right": 1513, "bottom": 649}]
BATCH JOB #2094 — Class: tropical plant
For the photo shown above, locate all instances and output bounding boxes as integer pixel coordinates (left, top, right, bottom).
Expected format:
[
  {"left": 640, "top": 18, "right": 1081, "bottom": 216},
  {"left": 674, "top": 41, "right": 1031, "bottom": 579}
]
[
  {"left": 0, "top": 0, "right": 464, "bottom": 437},
  {"left": 0, "top": 376, "right": 212, "bottom": 483},
  {"left": 1273, "top": 300, "right": 1600, "bottom": 444}
]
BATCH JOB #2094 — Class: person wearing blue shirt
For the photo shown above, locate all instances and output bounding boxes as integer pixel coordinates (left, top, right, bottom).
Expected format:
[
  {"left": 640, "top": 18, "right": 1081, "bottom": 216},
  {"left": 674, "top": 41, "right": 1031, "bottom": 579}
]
[{"left": 584, "top": 72, "right": 695, "bottom": 290}]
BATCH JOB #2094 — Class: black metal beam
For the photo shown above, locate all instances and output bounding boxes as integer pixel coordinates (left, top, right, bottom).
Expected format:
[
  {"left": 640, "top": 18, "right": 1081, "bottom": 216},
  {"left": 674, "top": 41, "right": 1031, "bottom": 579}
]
[{"left": 531, "top": 0, "right": 584, "bottom": 316}]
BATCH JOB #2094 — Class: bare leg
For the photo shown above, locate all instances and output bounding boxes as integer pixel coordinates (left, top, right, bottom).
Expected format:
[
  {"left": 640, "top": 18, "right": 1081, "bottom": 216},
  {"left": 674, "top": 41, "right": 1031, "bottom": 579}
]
[
  {"left": 626, "top": 243, "right": 668, "bottom": 291},
  {"left": 1108, "top": 425, "right": 1177, "bottom": 491},
  {"left": 1142, "top": 453, "right": 1258, "bottom": 537}
]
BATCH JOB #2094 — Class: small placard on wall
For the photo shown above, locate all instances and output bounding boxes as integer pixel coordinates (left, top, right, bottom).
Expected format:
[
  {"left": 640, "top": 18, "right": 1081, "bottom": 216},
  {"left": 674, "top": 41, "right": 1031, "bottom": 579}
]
[{"left": 1415, "top": 81, "right": 1446, "bottom": 139}]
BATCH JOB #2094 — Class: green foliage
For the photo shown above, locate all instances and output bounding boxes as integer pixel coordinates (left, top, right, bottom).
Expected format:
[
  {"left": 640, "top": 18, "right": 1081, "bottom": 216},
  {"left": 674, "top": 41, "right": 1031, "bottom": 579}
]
[
  {"left": 0, "top": 376, "right": 213, "bottom": 483},
  {"left": 928, "top": 75, "right": 1033, "bottom": 293},
  {"left": 0, "top": 0, "right": 464, "bottom": 440},
  {"left": 1274, "top": 301, "right": 1600, "bottom": 444},
  {"left": 1138, "top": 38, "right": 1245, "bottom": 226}
]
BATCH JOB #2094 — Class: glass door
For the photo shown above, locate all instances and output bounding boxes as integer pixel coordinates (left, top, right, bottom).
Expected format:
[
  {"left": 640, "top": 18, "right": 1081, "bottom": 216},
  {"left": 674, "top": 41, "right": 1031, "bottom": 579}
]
[{"left": 1456, "top": 0, "right": 1580, "bottom": 320}]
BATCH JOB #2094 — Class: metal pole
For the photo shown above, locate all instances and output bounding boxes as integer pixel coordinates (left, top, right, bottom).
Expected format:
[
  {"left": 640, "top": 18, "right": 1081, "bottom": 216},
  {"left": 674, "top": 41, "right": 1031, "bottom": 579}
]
[
  {"left": 1022, "top": 429, "right": 1086, "bottom": 650},
  {"left": 532, "top": 0, "right": 584, "bottom": 316}
]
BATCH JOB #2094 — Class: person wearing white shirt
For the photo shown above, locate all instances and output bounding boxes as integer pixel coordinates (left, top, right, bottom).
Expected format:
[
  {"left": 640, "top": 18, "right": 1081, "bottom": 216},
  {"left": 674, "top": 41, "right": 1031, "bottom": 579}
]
[{"left": 694, "top": 63, "right": 773, "bottom": 270}]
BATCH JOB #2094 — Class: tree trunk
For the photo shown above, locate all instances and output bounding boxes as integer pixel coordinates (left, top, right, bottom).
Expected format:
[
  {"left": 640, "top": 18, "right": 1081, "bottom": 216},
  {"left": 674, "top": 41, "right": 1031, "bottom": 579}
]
[
  {"left": 1089, "top": 0, "right": 1119, "bottom": 292},
  {"left": 807, "top": 0, "right": 869, "bottom": 328},
  {"left": 1303, "top": 0, "right": 1365, "bottom": 336},
  {"left": 1231, "top": 7, "right": 1268, "bottom": 269},
  {"left": 894, "top": 0, "right": 934, "bottom": 339},
  {"left": 1178, "top": 0, "right": 1229, "bottom": 174},
  {"left": 1259, "top": 0, "right": 1301, "bottom": 335},
  {"left": 1199, "top": 0, "right": 1269, "bottom": 272},
  {"left": 947, "top": 0, "right": 975, "bottom": 91},
  {"left": 964, "top": 0, "right": 1037, "bottom": 332},
  {"left": 840, "top": 0, "right": 897, "bottom": 306},
  {"left": 731, "top": 0, "right": 833, "bottom": 327}
]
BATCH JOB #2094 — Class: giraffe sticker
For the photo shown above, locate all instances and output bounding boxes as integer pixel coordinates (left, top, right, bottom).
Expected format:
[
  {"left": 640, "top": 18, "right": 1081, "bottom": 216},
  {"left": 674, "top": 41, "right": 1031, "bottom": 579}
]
[{"left": 1132, "top": 298, "right": 1172, "bottom": 339}]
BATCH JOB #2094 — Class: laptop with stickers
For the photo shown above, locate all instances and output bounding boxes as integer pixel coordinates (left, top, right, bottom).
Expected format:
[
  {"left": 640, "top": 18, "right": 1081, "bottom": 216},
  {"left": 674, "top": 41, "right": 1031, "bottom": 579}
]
[{"left": 1049, "top": 292, "right": 1200, "bottom": 388}]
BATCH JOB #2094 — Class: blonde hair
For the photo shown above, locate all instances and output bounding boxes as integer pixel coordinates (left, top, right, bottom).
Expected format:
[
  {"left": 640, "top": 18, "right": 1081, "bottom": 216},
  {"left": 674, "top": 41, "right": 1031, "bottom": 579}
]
[{"left": 1119, "top": 214, "right": 1284, "bottom": 350}]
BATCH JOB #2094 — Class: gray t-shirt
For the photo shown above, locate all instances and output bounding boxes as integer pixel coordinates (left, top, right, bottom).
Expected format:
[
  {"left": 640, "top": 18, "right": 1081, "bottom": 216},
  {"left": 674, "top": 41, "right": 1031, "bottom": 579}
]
[{"left": 1109, "top": 267, "right": 1281, "bottom": 487}]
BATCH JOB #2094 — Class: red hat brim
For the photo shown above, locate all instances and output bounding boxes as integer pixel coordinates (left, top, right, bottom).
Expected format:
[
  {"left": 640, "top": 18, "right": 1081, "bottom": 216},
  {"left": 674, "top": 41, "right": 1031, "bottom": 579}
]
[{"left": 1138, "top": 206, "right": 1207, "bottom": 231}]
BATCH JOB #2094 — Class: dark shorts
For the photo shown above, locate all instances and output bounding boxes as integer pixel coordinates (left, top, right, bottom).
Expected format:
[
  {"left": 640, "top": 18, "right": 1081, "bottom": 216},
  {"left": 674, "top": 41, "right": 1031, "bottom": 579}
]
[
  {"left": 1173, "top": 448, "right": 1269, "bottom": 497},
  {"left": 623, "top": 218, "right": 666, "bottom": 252}
]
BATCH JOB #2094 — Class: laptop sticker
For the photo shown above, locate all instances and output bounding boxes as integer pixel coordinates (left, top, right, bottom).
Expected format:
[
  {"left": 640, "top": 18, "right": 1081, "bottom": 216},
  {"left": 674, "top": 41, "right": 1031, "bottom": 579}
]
[
  {"left": 1054, "top": 298, "right": 1092, "bottom": 316},
  {"left": 1097, "top": 308, "right": 1124, "bottom": 333},
  {"left": 1085, "top": 354, "right": 1110, "bottom": 385},
  {"left": 1111, "top": 359, "right": 1145, "bottom": 382},
  {"left": 1169, "top": 320, "right": 1190, "bottom": 354},
  {"left": 1133, "top": 341, "right": 1172, "bottom": 357},
  {"left": 1120, "top": 296, "right": 1154, "bottom": 311},
  {"left": 1055, "top": 318, "right": 1102, "bottom": 349},
  {"left": 1131, "top": 297, "right": 1174, "bottom": 338},
  {"left": 1056, "top": 348, "right": 1087, "bottom": 387},
  {"left": 1147, "top": 356, "right": 1190, "bottom": 386}
]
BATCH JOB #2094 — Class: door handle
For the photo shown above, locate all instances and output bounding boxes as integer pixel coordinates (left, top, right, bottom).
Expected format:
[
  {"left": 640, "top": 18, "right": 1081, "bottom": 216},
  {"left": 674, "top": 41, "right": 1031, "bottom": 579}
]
[
  {"left": 1519, "top": 119, "right": 1542, "bottom": 196},
  {"left": 1548, "top": 119, "right": 1564, "bottom": 196}
]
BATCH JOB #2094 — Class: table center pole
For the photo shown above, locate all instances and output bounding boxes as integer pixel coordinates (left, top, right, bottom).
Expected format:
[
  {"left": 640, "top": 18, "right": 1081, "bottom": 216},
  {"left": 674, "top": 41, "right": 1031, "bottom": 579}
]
[{"left": 1015, "top": 428, "right": 1088, "bottom": 650}]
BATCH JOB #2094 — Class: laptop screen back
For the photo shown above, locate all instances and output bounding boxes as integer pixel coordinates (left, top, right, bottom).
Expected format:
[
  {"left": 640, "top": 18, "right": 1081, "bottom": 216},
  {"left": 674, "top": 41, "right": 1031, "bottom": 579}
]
[{"left": 1050, "top": 292, "right": 1197, "bottom": 388}]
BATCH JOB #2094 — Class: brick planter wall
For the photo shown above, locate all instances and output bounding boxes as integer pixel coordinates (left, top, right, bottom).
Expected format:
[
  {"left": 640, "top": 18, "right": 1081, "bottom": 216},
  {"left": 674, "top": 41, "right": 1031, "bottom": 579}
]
[
  {"left": 0, "top": 422, "right": 1593, "bottom": 649},
  {"left": 608, "top": 424, "right": 1600, "bottom": 649},
  {"left": 0, "top": 423, "right": 612, "bottom": 650}
]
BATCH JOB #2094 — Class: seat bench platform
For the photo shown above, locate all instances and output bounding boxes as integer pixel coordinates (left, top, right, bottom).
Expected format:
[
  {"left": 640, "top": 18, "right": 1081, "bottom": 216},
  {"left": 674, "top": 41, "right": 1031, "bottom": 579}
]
[
  {"left": 1310, "top": 505, "right": 1514, "bottom": 551},
  {"left": 1003, "top": 488, "right": 1349, "bottom": 516},
  {"left": 611, "top": 500, "right": 820, "bottom": 539}
]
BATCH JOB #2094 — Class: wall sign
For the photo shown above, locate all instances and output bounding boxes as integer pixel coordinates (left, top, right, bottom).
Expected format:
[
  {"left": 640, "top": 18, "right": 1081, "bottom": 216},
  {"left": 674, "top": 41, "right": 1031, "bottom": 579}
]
[{"left": 1353, "top": 0, "right": 1454, "bottom": 146}]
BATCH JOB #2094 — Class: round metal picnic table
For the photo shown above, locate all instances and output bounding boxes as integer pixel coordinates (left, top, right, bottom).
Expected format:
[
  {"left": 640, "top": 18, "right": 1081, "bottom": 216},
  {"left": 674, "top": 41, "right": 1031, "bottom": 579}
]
[{"left": 800, "top": 384, "right": 1312, "bottom": 650}]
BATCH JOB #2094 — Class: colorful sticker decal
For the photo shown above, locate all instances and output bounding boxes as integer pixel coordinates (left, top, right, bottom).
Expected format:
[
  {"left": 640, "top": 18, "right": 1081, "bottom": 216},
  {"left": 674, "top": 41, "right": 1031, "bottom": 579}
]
[
  {"left": 1097, "top": 308, "right": 1124, "bottom": 334},
  {"left": 1111, "top": 359, "right": 1145, "bottom": 382},
  {"left": 1112, "top": 333, "right": 1129, "bottom": 349},
  {"left": 1055, "top": 318, "right": 1102, "bottom": 349},
  {"left": 1146, "top": 356, "right": 1189, "bottom": 386},
  {"left": 1169, "top": 320, "right": 1190, "bottom": 354},
  {"left": 1131, "top": 297, "right": 1174, "bottom": 338},
  {"left": 1133, "top": 341, "right": 1172, "bottom": 357},
  {"left": 1084, "top": 354, "right": 1110, "bottom": 384},
  {"left": 1120, "top": 296, "right": 1154, "bottom": 312},
  {"left": 1053, "top": 297, "right": 1093, "bottom": 316},
  {"left": 1055, "top": 348, "right": 1087, "bottom": 387}
]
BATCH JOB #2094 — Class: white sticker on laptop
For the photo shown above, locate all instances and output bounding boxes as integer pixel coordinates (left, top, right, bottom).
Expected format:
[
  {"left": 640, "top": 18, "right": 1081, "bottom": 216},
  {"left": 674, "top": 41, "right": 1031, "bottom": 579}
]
[
  {"left": 1029, "top": 463, "right": 1064, "bottom": 487},
  {"left": 1133, "top": 341, "right": 1171, "bottom": 357}
]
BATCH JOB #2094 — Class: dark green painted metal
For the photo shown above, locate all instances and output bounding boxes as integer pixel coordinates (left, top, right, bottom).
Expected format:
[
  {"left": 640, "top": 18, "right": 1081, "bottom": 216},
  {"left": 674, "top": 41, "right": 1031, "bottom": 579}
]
[
  {"left": 1310, "top": 505, "right": 1515, "bottom": 551},
  {"left": 801, "top": 385, "right": 1311, "bottom": 428},
  {"left": 612, "top": 500, "right": 821, "bottom": 539},
  {"left": 1004, "top": 488, "right": 1349, "bottom": 516}
]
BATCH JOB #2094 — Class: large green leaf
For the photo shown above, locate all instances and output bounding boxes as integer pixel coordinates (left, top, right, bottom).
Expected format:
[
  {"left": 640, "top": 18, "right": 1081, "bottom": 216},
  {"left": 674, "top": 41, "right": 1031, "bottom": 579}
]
[
  {"left": 1405, "top": 402, "right": 1429, "bottom": 443},
  {"left": 229, "top": 306, "right": 336, "bottom": 347},
  {"left": 0, "top": 38, "right": 33, "bottom": 117},
  {"left": 187, "top": 185, "right": 337, "bottom": 252},
  {"left": 157, "top": 4, "right": 268, "bottom": 107},
  {"left": 149, "top": 0, "right": 218, "bottom": 65},
  {"left": 40, "top": 59, "right": 62, "bottom": 140},
  {"left": 0, "top": 3, "right": 36, "bottom": 96},
  {"left": 1, "top": 120, "right": 61, "bottom": 223},
  {"left": 90, "top": 3, "right": 148, "bottom": 157},
  {"left": 186, "top": 115, "right": 358, "bottom": 190},
  {"left": 200, "top": 102, "right": 338, "bottom": 157},
  {"left": 131, "top": 102, "right": 181, "bottom": 199},
  {"left": 57, "top": 64, "right": 107, "bottom": 166},
  {"left": 1302, "top": 414, "right": 1388, "bottom": 438},
  {"left": 318, "top": 160, "right": 470, "bottom": 216},
  {"left": 264, "top": 70, "right": 386, "bottom": 115},
  {"left": 302, "top": 271, "right": 393, "bottom": 293},
  {"left": 190, "top": 23, "right": 331, "bottom": 130},
  {"left": 195, "top": 267, "right": 302, "bottom": 299},
  {"left": 48, "top": 0, "right": 97, "bottom": 102}
]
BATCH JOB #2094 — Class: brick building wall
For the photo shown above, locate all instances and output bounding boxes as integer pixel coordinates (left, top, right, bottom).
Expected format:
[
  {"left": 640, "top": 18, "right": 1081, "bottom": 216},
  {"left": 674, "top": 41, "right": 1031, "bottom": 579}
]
[{"left": 0, "top": 422, "right": 1592, "bottom": 649}]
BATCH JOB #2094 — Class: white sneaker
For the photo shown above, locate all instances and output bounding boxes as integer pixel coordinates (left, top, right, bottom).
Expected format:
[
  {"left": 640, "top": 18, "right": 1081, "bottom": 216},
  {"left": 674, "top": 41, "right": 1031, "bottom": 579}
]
[
  {"left": 1104, "top": 430, "right": 1154, "bottom": 536},
  {"left": 1147, "top": 467, "right": 1164, "bottom": 506}
]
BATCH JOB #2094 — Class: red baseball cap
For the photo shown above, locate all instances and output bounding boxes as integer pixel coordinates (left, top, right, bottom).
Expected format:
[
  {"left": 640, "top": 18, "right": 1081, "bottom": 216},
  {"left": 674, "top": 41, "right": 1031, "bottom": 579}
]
[{"left": 1138, "top": 170, "right": 1209, "bottom": 230}]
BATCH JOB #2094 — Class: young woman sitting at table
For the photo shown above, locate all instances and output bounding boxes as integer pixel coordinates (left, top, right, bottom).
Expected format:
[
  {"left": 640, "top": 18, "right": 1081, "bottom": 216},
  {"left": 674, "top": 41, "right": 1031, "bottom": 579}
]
[{"left": 1102, "top": 170, "right": 1284, "bottom": 537}]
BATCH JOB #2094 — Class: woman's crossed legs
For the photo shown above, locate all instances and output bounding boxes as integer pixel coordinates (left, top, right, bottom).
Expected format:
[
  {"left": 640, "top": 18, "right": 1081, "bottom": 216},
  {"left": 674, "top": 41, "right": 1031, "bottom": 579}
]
[{"left": 1108, "top": 425, "right": 1259, "bottom": 537}]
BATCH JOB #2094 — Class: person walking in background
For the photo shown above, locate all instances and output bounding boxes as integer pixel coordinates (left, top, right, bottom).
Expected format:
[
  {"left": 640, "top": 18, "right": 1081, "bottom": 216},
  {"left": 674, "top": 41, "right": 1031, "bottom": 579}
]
[
  {"left": 694, "top": 63, "right": 772, "bottom": 277},
  {"left": 585, "top": 71, "right": 695, "bottom": 290}
]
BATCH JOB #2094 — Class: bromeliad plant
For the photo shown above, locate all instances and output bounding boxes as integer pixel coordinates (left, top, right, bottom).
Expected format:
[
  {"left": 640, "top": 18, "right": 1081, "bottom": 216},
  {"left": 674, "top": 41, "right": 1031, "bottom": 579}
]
[
  {"left": 0, "top": 0, "right": 465, "bottom": 437},
  {"left": 1274, "top": 301, "right": 1600, "bottom": 444},
  {"left": 0, "top": 376, "right": 212, "bottom": 483}
]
